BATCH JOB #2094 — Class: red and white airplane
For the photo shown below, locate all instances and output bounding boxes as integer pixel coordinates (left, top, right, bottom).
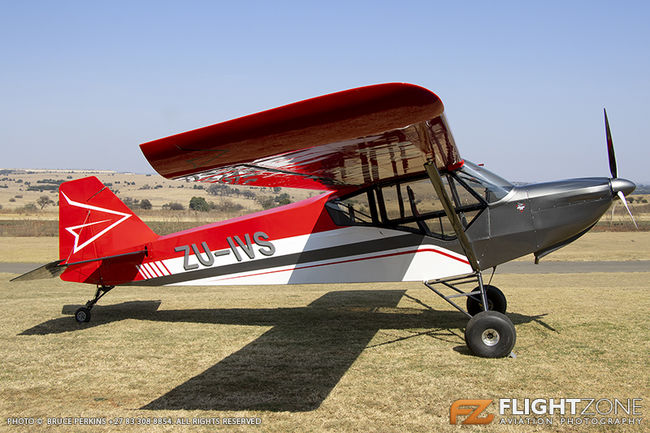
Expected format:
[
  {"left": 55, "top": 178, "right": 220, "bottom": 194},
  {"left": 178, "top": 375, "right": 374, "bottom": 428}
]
[{"left": 13, "top": 83, "right": 636, "bottom": 357}]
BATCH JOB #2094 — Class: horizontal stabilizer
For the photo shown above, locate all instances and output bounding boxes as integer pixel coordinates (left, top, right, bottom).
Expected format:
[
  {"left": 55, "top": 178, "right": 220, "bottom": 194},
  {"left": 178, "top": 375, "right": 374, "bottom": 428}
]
[
  {"left": 10, "top": 260, "right": 66, "bottom": 282},
  {"left": 10, "top": 249, "right": 148, "bottom": 284}
]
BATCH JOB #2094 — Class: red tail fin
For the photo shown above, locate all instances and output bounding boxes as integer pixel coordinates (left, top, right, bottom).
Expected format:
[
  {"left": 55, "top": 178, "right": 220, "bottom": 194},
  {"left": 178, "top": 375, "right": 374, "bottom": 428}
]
[{"left": 59, "top": 177, "right": 157, "bottom": 264}]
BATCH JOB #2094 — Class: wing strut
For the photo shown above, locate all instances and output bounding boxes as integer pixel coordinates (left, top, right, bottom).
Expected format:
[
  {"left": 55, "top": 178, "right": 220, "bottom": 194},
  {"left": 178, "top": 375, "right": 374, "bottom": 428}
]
[
  {"left": 422, "top": 158, "right": 517, "bottom": 358},
  {"left": 423, "top": 162, "right": 480, "bottom": 271}
]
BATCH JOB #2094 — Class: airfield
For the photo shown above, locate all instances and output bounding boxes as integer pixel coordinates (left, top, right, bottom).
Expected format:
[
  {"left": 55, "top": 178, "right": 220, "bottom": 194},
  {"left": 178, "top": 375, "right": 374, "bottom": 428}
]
[{"left": 0, "top": 171, "right": 648, "bottom": 432}]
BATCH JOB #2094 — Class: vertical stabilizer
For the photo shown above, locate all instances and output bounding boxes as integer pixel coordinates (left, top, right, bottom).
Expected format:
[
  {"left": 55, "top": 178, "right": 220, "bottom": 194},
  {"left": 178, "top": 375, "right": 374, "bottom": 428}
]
[{"left": 59, "top": 177, "right": 158, "bottom": 264}]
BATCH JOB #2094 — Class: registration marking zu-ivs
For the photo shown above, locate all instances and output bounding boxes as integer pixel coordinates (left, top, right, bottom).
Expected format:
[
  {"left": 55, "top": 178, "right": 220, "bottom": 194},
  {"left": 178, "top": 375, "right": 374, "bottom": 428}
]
[{"left": 174, "top": 231, "right": 276, "bottom": 271}]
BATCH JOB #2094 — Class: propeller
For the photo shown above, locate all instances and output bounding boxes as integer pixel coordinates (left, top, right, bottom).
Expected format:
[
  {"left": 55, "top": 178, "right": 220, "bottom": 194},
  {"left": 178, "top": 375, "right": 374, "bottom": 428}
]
[
  {"left": 604, "top": 108, "right": 617, "bottom": 179},
  {"left": 617, "top": 191, "right": 638, "bottom": 230},
  {"left": 604, "top": 108, "right": 638, "bottom": 229}
]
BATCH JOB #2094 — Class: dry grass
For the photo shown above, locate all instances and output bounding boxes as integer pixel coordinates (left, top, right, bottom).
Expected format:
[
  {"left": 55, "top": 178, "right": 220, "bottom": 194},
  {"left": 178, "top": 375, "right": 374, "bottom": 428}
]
[
  {"left": 0, "top": 170, "right": 315, "bottom": 213},
  {"left": 0, "top": 237, "right": 58, "bottom": 262},
  {"left": 514, "top": 231, "right": 650, "bottom": 262},
  {"left": 1, "top": 267, "right": 648, "bottom": 432}
]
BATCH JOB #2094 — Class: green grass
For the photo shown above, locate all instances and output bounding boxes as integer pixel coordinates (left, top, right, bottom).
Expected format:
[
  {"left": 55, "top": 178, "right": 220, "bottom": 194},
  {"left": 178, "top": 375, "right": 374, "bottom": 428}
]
[{"left": 1, "top": 272, "right": 648, "bottom": 432}]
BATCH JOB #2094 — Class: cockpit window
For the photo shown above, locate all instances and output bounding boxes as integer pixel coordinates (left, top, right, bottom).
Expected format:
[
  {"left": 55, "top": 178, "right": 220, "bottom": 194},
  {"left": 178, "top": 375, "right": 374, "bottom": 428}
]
[
  {"left": 378, "top": 178, "right": 456, "bottom": 238},
  {"left": 326, "top": 171, "right": 488, "bottom": 239},
  {"left": 455, "top": 161, "right": 513, "bottom": 203}
]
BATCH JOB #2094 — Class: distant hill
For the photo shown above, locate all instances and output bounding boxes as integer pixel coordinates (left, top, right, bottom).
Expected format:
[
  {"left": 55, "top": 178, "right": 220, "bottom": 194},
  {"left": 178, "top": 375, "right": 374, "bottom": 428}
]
[{"left": 633, "top": 184, "right": 650, "bottom": 194}]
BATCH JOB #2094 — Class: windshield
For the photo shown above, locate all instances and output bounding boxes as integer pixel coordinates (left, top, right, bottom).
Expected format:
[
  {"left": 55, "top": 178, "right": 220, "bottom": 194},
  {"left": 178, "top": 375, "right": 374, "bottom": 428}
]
[{"left": 455, "top": 161, "right": 513, "bottom": 203}]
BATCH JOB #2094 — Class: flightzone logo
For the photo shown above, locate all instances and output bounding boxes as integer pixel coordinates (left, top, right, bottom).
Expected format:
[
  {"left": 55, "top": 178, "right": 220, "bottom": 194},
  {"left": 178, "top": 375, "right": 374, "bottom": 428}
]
[
  {"left": 450, "top": 398, "right": 643, "bottom": 426},
  {"left": 450, "top": 400, "right": 494, "bottom": 425}
]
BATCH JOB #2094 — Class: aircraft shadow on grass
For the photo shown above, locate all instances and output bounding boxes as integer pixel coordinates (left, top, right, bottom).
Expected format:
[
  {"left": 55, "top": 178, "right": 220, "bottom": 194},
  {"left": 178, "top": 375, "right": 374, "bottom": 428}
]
[{"left": 20, "top": 290, "right": 555, "bottom": 412}]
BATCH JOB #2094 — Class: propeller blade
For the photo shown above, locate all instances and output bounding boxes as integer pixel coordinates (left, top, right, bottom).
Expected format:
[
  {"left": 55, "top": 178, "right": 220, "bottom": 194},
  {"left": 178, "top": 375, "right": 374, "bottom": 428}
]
[
  {"left": 604, "top": 108, "right": 617, "bottom": 179},
  {"left": 617, "top": 190, "right": 638, "bottom": 230}
]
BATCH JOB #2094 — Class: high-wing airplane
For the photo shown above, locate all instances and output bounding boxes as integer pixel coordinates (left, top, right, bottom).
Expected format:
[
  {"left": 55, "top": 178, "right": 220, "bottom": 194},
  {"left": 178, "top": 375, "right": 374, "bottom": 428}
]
[{"left": 12, "top": 83, "right": 636, "bottom": 358}]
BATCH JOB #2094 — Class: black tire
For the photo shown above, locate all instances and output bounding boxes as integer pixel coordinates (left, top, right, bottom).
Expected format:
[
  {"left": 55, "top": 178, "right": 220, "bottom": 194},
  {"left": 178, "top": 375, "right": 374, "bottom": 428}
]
[
  {"left": 464, "top": 311, "right": 516, "bottom": 358},
  {"left": 466, "top": 285, "right": 507, "bottom": 316},
  {"left": 75, "top": 307, "right": 91, "bottom": 323}
]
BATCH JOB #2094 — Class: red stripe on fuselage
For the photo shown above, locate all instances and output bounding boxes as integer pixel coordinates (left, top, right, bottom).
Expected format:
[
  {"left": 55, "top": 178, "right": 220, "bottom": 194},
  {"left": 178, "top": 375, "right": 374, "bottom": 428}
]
[
  {"left": 136, "top": 265, "right": 149, "bottom": 280},
  {"left": 214, "top": 247, "right": 469, "bottom": 282},
  {"left": 146, "top": 263, "right": 162, "bottom": 277},
  {"left": 159, "top": 261, "right": 172, "bottom": 275},
  {"left": 153, "top": 261, "right": 167, "bottom": 276}
]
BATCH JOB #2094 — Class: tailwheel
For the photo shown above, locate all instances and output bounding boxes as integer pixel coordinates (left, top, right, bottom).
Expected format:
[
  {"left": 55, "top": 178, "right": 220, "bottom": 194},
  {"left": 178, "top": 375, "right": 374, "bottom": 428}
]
[
  {"left": 466, "top": 285, "right": 507, "bottom": 315},
  {"left": 75, "top": 307, "right": 91, "bottom": 323},
  {"left": 73, "top": 285, "right": 114, "bottom": 323},
  {"left": 465, "top": 311, "right": 516, "bottom": 358}
]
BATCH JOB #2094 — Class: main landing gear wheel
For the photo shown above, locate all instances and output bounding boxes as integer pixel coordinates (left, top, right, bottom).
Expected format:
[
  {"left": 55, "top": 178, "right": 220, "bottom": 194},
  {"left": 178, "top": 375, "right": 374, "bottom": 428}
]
[
  {"left": 465, "top": 311, "right": 516, "bottom": 358},
  {"left": 75, "top": 307, "right": 91, "bottom": 323},
  {"left": 466, "top": 285, "right": 507, "bottom": 316}
]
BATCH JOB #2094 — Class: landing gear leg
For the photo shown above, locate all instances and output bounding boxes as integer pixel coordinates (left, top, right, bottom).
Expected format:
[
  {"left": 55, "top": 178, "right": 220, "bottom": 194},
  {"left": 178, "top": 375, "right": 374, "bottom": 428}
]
[
  {"left": 74, "top": 285, "right": 114, "bottom": 323},
  {"left": 423, "top": 271, "right": 516, "bottom": 358}
]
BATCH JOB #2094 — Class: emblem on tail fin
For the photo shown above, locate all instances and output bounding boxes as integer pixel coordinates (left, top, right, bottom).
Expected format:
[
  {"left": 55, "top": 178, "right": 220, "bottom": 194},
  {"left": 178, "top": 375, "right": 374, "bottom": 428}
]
[{"left": 61, "top": 191, "right": 132, "bottom": 254}]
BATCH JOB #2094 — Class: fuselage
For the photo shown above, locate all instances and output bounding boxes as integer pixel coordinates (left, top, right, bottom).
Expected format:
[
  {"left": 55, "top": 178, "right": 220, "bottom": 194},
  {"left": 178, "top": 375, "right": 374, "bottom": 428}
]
[
  {"left": 469, "top": 175, "right": 635, "bottom": 268},
  {"left": 59, "top": 163, "right": 635, "bottom": 287},
  {"left": 105, "top": 192, "right": 473, "bottom": 287}
]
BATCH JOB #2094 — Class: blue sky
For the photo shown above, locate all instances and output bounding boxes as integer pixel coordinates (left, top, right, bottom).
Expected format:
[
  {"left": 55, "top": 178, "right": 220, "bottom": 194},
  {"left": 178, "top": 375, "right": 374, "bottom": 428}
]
[{"left": 2, "top": 1, "right": 649, "bottom": 183}]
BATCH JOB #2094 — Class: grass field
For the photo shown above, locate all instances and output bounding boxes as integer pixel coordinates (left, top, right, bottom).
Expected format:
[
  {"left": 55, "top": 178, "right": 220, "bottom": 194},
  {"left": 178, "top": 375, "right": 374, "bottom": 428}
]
[
  {"left": 1, "top": 170, "right": 648, "bottom": 431},
  {"left": 1, "top": 254, "right": 648, "bottom": 431}
]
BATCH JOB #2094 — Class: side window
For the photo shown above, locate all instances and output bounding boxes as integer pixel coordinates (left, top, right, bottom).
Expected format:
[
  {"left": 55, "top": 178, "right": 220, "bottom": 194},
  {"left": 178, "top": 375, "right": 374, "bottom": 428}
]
[
  {"left": 326, "top": 190, "right": 376, "bottom": 225},
  {"left": 379, "top": 177, "right": 455, "bottom": 238},
  {"left": 326, "top": 174, "right": 486, "bottom": 239}
]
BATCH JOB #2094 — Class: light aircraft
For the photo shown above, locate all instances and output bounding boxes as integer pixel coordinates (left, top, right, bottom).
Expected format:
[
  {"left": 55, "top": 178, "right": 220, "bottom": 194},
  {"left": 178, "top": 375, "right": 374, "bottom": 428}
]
[{"left": 12, "top": 83, "right": 636, "bottom": 358}]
